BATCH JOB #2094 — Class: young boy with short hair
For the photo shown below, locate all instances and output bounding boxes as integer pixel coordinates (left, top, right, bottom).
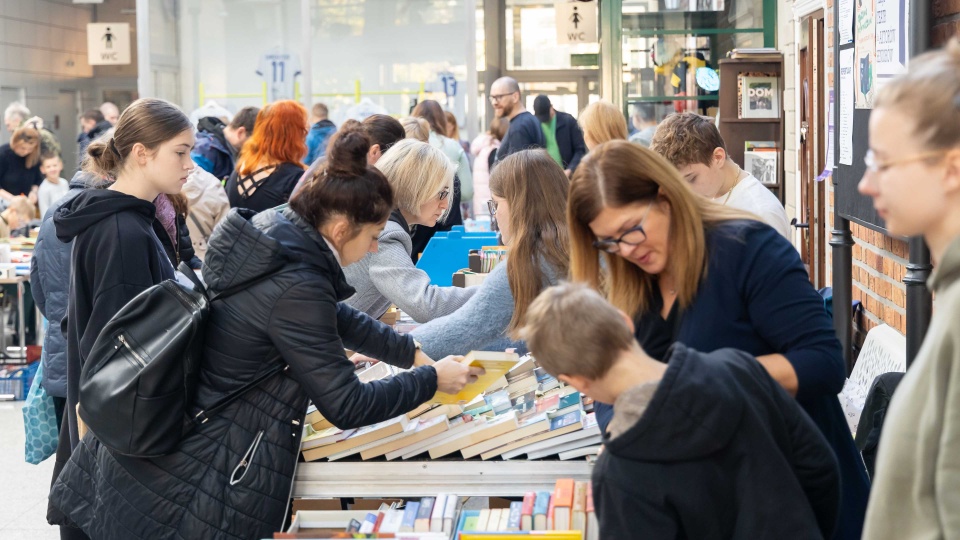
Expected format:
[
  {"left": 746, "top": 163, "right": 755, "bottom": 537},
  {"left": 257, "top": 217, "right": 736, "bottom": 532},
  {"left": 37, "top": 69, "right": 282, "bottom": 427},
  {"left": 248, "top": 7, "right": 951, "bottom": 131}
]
[
  {"left": 0, "top": 195, "right": 36, "bottom": 238},
  {"left": 650, "top": 112, "right": 791, "bottom": 238},
  {"left": 38, "top": 153, "right": 69, "bottom": 218},
  {"left": 521, "top": 282, "right": 841, "bottom": 540}
]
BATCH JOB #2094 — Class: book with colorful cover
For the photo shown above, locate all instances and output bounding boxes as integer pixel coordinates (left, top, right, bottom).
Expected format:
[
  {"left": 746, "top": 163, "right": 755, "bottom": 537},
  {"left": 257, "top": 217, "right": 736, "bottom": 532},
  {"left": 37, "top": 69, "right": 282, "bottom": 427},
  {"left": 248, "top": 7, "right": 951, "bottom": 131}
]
[{"left": 429, "top": 351, "right": 520, "bottom": 405}]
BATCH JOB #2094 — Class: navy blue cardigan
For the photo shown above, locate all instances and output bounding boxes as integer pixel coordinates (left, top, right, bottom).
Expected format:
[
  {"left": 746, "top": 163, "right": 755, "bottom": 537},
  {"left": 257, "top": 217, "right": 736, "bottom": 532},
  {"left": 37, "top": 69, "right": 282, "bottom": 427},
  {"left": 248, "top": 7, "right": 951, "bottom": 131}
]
[{"left": 595, "top": 220, "right": 869, "bottom": 540}]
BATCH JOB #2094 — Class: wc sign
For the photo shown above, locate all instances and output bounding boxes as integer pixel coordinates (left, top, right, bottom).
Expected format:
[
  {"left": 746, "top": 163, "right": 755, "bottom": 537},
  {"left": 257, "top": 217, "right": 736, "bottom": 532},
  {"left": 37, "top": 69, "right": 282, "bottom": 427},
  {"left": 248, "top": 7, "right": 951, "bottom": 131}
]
[
  {"left": 556, "top": 0, "right": 598, "bottom": 44},
  {"left": 87, "top": 23, "right": 131, "bottom": 65}
]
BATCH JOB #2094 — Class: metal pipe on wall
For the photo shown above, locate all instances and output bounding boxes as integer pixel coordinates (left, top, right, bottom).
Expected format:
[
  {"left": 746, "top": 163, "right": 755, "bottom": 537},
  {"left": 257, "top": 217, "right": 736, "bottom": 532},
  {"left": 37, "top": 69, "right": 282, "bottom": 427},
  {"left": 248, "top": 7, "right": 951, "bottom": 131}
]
[{"left": 905, "top": 0, "right": 932, "bottom": 366}]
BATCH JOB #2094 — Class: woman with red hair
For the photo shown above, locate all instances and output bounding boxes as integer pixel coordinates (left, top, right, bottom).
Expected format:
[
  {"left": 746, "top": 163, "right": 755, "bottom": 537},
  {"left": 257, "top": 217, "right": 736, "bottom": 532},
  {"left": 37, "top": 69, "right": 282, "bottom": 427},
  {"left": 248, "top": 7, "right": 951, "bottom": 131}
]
[{"left": 226, "top": 100, "right": 307, "bottom": 212}]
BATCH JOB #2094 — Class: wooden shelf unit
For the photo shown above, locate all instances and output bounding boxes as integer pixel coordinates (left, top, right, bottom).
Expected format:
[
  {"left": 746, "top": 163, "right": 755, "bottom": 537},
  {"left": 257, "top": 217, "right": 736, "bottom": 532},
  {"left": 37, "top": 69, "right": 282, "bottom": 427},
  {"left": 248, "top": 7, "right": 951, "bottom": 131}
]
[{"left": 718, "top": 57, "right": 785, "bottom": 204}]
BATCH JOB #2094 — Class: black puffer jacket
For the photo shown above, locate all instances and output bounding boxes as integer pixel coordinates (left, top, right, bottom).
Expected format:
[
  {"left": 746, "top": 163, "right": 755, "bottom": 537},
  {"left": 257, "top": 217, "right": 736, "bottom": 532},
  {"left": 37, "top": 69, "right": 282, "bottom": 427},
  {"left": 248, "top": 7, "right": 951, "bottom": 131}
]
[{"left": 49, "top": 207, "right": 439, "bottom": 539}]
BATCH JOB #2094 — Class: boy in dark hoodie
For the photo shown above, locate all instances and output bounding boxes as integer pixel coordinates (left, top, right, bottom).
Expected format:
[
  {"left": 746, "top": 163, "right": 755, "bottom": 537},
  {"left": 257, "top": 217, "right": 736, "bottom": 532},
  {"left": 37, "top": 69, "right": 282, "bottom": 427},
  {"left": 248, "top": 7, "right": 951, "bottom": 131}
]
[{"left": 521, "top": 283, "right": 841, "bottom": 540}]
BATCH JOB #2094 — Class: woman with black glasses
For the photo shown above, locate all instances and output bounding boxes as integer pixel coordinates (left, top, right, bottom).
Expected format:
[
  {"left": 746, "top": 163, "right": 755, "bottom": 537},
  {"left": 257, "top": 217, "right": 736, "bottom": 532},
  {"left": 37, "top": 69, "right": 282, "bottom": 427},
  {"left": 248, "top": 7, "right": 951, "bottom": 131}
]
[
  {"left": 567, "top": 140, "right": 869, "bottom": 540},
  {"left": 343, "top": 137, "right": 478, "bottom": 323}
]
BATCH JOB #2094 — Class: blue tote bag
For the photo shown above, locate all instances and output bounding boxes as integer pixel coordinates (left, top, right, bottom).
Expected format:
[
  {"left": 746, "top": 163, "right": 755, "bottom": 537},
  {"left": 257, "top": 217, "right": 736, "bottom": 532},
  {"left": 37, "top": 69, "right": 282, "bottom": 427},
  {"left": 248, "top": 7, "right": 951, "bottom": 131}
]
[{"left": 22, "top": 362, "right": 59, "bottom": 464}]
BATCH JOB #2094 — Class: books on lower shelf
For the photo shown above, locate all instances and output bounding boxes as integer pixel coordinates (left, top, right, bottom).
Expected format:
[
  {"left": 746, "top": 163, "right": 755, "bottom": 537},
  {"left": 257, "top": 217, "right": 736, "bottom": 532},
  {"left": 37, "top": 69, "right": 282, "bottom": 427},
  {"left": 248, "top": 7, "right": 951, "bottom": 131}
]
[
  {"left": 281, "top": 487, "right": 593, "bottom": 539},
  {"left": 300, "top": 353, "right": 599, "bottom": 464}
]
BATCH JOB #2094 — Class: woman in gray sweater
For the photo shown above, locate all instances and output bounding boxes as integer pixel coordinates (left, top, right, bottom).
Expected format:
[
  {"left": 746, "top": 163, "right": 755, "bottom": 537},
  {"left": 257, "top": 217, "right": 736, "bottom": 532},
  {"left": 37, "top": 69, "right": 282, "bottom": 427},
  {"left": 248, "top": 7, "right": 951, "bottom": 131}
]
[
  {"left": 411, "top": 149, "right": 570, "bottom": 359},
  {"left": 343, "top": 138, "right": 478, "bottom": 322}
]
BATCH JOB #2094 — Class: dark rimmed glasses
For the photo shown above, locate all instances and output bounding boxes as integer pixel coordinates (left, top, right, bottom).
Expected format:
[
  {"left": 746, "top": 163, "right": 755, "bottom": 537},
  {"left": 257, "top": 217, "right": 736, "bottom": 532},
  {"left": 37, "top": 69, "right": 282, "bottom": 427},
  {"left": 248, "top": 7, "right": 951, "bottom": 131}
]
[
  {"left": 437, "top": 188, "right": 450, "bottom": 201},
  {"left": 592, "top": 201, "right": 654, "bottom": 254},
  {"left": 487, "top": 199, "right": 499, "bottom": 232}
]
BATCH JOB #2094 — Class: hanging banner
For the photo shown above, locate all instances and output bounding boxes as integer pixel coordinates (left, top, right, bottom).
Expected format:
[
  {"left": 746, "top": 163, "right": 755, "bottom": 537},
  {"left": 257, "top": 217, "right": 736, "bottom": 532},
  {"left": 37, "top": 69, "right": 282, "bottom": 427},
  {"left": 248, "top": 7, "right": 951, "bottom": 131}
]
[
  {"left": 875, "top": 0, "right": 908, "bottom": 89},
  {"left": 556, "top": 0, "right": 598, "bottom": 44},
  {"left": 855, "top": 0, "right": 876, "bottom": 108}
]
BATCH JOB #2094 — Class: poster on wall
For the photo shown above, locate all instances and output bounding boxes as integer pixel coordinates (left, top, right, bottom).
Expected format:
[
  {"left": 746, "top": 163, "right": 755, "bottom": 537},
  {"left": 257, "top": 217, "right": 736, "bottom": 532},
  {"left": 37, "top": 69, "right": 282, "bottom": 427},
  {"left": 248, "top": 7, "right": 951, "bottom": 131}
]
[
  {"left": 875, "top": 0, "right": 908, "bottom": 89},
  {"left": 839, "top": 0, "right": 854, "bottom": 44},
  {"left": 855, "top": 0, "right": 876, "bottom": 109},
  {"left": 840, "top": 49, "right": 855, "bottom": 166},
  {"left": 819, "top": 90, "right": 835, "bottom": 180}
]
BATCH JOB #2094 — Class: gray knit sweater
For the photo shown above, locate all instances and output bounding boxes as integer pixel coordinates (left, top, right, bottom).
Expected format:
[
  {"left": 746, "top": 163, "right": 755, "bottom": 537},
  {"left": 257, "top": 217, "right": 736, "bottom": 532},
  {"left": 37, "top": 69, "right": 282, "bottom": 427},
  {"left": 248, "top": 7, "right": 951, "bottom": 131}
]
[
  {"left": 342, "top": 217, "right": 478, "bottom": 323},
  {"left": 410, "top": 259, "right": 562, "bottom": 359}
]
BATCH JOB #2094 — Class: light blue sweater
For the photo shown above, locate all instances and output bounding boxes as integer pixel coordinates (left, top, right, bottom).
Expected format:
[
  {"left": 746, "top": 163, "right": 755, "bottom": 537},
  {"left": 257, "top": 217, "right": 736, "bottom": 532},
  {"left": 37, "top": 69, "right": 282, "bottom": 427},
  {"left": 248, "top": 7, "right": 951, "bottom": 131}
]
[{"left": 410, "top": 259, "right": 561, "bottom": 359}]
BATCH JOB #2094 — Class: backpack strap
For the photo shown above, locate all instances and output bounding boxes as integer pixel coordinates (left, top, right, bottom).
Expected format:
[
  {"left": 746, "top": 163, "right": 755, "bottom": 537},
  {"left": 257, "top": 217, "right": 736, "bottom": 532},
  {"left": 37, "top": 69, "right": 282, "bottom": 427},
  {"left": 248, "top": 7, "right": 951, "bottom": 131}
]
[
  {"left": 193, "top": 362, "right": 288, "bottom": 425},
  {"left": 188, "top": 212, "right": 210, "bottom": 240}
]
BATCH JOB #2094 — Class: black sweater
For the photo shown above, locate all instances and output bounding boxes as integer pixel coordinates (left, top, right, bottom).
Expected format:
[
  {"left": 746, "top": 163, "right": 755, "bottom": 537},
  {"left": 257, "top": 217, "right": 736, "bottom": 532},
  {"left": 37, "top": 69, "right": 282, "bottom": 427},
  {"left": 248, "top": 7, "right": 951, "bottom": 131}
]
[
  {"left": 54, "top": 189, "right": 175, "bottom": 448},
  {"left": 595, "top": 343, "right": 840, "bottom": 540},
  {"left": 0, "top": 143, "right": 43, "bottom": 197}
]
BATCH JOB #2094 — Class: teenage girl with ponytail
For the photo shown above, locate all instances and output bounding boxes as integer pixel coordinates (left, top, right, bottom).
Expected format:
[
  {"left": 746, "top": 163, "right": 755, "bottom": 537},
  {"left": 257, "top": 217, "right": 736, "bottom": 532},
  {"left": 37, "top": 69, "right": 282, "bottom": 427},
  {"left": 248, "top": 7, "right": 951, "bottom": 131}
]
[
  {"left": 49, "top": 120, "right": 481, "bottom": 540},
  {"left": 48, "top": 97, "right": 195, "bottom": 540}
]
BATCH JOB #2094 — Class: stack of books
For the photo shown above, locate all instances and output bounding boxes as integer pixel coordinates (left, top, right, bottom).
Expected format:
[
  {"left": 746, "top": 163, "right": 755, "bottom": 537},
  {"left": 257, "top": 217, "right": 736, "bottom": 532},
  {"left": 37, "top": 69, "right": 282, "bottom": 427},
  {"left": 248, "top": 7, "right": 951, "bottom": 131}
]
[
  {"left": 300, "top": 352, "right": 600, "bottom": 463},
  {"left": 727, "top": 47, "right": 782, "bottom": 61}
]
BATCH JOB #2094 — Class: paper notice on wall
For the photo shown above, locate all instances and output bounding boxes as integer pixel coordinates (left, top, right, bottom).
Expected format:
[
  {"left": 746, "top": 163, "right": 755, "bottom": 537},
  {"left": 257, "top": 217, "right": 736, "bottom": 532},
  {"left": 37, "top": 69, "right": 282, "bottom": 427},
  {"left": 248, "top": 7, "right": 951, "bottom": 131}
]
[
  {"left": 875, "top": 0, "right": 908, "bottom": 89},
  {"left": 839, "top": 0, "right": 854, "bottom": 44},
  {"left": 818, "top": 90, "right": 836, "bottom": 180},
  {"left": 839, "top": 49, "right": 855, "bottom": 166},
  {"left": 855, "top": 0, "right": 877, "bottom": 108}
]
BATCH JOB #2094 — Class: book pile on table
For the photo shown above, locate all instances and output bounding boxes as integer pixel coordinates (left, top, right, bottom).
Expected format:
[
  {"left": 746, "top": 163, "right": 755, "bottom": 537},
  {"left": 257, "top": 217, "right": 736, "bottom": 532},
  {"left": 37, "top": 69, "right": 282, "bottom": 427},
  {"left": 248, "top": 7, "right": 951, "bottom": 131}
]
[
  {"left": 278, "top": 482, "right": 594, "bottom": 539},
  {"left": 300, "top": 352, "right": 600, "bottom": 462}
]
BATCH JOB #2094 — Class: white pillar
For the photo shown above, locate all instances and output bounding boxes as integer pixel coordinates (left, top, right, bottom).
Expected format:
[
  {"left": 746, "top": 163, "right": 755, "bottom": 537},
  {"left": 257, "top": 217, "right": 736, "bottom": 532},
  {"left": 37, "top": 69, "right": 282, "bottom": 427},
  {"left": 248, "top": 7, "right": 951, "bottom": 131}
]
[{"left": 136, "top": 0, "right": 153, "bottom": 98}]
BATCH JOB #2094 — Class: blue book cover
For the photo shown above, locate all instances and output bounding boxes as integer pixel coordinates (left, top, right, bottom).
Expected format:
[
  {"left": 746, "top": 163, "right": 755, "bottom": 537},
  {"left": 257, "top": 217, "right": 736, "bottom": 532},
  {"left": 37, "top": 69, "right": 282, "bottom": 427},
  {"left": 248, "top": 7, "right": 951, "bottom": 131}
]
[
  {"left": 549, "top": 410, "right": 582, "bottom": 430},
  {"left": 401, "top": 501, "right": 420, "bottom": 530},
  {"left": 457, "top": 509, "right": 482, "bottom": 532},
  {"left": 507, "top": 501, "right": 523, "bottom": 530},
  {"left": 533, "top": 491, "right": 551, "bottom": 518}
]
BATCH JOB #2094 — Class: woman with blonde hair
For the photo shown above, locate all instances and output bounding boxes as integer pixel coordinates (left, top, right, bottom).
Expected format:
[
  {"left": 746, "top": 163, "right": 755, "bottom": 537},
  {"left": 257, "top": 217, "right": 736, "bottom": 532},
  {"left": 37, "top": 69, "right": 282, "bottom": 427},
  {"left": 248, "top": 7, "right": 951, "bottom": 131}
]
[
  {"left": 859, "top": 38, "right": 960, "bottom": 539},
  {"left": 400, "top": 116, "right": 430, "bottom": 142},
  {"left": 344, "top": 136, "right": 478, "bottom": 323},
  {"left": 578, "top": 100, "right": 629, "bottom": 150},
  {"left": 0, "top": 125, "right": 43, "bottom": 203},
  {"left": 568, "top": 140, "right": 869, "bottom": 539},
  {"left": 410, "top": 149, "right": 568, "bottom": 358}
]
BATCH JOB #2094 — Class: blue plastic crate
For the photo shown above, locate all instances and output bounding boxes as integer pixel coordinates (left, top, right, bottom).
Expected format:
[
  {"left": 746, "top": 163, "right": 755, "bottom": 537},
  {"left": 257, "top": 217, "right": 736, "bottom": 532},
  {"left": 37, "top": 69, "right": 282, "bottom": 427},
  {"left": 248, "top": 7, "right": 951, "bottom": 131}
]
[
  {"left": 415, "top": 226, "right": 499, "bottom": 287},
  {"left": 0, "top": 361, "right": 38, "bottom": 401}
]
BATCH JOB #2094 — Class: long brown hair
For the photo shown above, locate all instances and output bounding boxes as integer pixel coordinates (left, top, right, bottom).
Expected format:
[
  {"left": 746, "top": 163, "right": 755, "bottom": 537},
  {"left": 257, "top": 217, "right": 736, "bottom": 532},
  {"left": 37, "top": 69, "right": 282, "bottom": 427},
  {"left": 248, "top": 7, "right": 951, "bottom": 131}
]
[
  {"left": 490, "top": 150, "right": 570, "bottom": 335},
  {"left": 411, "top": 100, "right": 447, "bottom": 135},
  {"left": 568, "top": 140, "right": 754, "bottom": 317}
]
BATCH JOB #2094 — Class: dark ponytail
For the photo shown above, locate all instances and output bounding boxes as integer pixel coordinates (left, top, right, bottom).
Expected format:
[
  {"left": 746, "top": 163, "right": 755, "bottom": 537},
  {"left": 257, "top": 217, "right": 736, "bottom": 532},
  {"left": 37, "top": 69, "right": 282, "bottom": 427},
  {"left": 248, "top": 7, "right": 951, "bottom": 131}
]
[
  {"left": 290, "top": 122, "right": 393, "bottom": 231},
  {"left": 83, "top": 98, "right": 191, "bottom": 178}
]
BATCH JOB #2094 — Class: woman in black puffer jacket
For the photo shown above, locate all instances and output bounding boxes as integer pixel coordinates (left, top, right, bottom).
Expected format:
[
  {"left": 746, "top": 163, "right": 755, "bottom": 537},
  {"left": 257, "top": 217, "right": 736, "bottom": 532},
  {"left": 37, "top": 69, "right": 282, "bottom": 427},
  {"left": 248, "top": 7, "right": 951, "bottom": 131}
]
[{"left": 48, "top": 124, "right": 480, "bottom": 540}]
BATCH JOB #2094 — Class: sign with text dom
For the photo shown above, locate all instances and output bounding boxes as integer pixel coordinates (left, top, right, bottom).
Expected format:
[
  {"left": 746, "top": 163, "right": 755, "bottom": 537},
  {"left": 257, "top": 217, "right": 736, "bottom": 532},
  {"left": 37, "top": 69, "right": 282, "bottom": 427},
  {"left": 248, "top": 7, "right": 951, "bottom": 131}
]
[
  {"left": 556, "top": 0, "right": 598, "bottom": 44},
  {"left": 87, "top": 23, "right": 131, "bottom": 65}
]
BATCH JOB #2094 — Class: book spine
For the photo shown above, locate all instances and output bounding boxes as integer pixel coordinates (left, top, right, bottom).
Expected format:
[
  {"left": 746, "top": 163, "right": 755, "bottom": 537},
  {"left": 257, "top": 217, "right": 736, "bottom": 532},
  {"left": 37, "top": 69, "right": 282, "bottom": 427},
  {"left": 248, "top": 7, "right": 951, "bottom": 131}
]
[
  {"left": 430, "top": 493, "right": 447, "bottom": 532},
  {"left": 400, "top": 501, "right": 419, "bottom": 532},
  {"left": 507, "top": 501, "right": 523, "bottom": 531}
]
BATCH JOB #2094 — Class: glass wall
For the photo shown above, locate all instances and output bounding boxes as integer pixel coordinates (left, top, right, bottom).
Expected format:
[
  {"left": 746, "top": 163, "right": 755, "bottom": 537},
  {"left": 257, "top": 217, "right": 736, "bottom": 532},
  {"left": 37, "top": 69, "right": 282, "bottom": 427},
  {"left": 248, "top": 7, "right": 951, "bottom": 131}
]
[
  {"left": 619, "top": 0, "right": 771, "bottom": 140},
  {"left": 505, "top": 0, "right": 600, "bottom": 71}
]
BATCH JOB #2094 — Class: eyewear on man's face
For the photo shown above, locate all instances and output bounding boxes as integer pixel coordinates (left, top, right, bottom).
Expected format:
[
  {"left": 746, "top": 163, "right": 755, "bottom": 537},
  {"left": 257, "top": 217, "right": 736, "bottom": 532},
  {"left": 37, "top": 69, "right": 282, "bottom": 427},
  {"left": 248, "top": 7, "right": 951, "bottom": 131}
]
[
  {"left": 592, "top": 201, "right": 654, "bottom": 254},
  {"left": 489, "top": 92, "right": 516, "bottom": 104}
]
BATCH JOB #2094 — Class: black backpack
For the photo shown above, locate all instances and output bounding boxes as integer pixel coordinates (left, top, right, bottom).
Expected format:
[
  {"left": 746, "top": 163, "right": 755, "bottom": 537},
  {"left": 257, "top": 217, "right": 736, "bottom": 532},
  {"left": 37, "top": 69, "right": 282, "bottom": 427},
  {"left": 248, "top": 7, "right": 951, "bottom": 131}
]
[{"left": 78, "top": 262, "right": 290, "bottom": 458}]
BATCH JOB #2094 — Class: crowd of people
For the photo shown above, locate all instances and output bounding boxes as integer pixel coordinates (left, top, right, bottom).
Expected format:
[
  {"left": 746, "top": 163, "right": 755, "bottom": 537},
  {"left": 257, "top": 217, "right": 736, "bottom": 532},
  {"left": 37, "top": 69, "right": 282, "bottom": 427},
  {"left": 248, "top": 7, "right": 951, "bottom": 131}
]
[{"left": 7, "top": 38, "right": 960, "bottom": 540}]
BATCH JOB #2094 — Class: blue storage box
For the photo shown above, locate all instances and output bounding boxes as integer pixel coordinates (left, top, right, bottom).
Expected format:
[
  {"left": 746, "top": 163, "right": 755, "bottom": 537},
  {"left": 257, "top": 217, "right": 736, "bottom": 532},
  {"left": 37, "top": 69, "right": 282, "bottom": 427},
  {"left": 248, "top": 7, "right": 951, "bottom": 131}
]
[{"left": 416, "top": 226, "right": 499, "bottom": 287}]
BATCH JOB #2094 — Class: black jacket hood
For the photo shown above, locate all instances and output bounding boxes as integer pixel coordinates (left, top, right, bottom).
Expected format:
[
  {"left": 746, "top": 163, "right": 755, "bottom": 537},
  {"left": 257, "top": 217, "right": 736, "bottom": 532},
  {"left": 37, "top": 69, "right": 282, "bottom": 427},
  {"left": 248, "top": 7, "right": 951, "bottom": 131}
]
[
  {"left": 54, "top": 190, "right": 156, "bottom": 244},
  {"left": 197, "top": 116, "right": 227, "bottom": 134},
  {"left": 604, "top": 343, "right": 746, "bottom": 462},
  {"left": 202, "top": 206, "right": 355, "bottom": 300}
]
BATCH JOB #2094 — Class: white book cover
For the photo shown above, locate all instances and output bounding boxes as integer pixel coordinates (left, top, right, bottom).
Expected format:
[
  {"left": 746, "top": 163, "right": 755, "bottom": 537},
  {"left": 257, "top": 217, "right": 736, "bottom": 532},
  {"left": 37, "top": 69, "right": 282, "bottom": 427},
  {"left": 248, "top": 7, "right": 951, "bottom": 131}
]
[
  {"left": 430, "top": 493, "right": 448, "bottom": 532},
  {"left": 559, "top": 445, "right": 602, "bottom": 460},
  {"left": 394, "top": 419, "right": 479, "bottom": 460},
  {"left": 526, "top": 434, "right": 603, "bottom": 461},
  {"left": 500, "top": 424, "right": 599, "bottom": 460}
]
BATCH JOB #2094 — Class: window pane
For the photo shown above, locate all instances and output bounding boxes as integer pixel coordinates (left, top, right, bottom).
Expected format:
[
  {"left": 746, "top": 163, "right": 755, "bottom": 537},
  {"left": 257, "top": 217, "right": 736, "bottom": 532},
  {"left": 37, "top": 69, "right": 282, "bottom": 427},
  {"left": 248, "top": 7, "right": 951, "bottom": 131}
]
[{"left": 505, "top": 1, "right": 599, "bottom": 70}]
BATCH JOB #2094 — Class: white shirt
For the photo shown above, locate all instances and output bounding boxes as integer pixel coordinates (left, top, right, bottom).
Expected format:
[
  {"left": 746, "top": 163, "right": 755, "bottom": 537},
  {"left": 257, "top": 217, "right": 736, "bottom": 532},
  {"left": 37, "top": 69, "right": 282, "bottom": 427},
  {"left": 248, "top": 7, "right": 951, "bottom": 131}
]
[
  {"left": 38, "top": 178, "right": 70, "bottom": 218},
  {"left": 716, "top": 173, "right": 791, "bottom": 239},
  {"left": 255, "top": 47, "right": 301, "bottom": 102}
]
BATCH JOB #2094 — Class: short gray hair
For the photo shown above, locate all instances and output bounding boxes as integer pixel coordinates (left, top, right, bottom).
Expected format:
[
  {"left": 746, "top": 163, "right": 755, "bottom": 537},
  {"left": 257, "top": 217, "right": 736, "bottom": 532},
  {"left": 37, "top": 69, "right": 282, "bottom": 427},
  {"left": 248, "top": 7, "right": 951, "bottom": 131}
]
[{"left": 4, "top": 102, "right": 29, "bottom": 123}]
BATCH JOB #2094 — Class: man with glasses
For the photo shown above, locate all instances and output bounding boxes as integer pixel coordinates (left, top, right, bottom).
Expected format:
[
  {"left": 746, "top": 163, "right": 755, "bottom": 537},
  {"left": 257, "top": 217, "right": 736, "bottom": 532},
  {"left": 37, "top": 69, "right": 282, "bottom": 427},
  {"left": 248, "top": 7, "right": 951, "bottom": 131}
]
[{"left": 490, "top": 77, "right": 544, "bottom": 165}]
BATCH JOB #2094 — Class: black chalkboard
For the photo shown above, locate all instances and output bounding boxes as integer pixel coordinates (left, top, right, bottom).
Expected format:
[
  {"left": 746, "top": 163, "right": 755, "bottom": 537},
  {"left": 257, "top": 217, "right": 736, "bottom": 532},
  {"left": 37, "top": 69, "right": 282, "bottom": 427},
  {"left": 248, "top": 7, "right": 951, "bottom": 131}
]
[{"left": 833, "top": 42, "right": 887, "bottom": 233}]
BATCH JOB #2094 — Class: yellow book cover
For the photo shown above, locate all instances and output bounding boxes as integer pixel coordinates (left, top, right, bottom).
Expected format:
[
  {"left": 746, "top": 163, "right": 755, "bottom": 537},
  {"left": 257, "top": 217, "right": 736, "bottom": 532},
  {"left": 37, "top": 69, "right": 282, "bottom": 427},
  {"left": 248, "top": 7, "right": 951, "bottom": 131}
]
[{"left": 430, "top": 351, "right": 520, "bottom": 405}]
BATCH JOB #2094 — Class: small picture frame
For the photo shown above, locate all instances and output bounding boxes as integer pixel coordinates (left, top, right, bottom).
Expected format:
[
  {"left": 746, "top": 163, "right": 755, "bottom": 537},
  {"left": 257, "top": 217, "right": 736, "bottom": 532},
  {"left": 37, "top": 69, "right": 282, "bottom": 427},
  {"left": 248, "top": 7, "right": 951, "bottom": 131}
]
[
  {"left": 743, "top": 143, "right": 779, "bottom": 186},
  {"left": 739, "top": 75, "right": 780, "bottom": 119}
]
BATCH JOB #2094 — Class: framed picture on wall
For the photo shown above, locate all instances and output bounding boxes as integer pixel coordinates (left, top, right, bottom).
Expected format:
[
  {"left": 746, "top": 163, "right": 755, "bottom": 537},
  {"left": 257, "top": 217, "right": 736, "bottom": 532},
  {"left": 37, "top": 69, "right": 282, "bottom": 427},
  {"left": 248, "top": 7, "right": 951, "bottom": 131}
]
[{"left": 739, "top": 75, "right": 780, "bottom": 119}]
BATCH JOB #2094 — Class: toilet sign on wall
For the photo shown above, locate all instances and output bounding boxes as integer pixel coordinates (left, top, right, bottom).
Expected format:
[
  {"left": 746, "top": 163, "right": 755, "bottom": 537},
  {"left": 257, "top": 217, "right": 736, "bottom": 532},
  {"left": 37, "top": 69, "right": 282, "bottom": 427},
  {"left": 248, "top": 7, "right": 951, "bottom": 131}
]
[
  {"left": 87, "top": 23, "right": 131, "bottom": 65},
  {"left": 556, "top": 0, "right": 598, "bottom": 44}
]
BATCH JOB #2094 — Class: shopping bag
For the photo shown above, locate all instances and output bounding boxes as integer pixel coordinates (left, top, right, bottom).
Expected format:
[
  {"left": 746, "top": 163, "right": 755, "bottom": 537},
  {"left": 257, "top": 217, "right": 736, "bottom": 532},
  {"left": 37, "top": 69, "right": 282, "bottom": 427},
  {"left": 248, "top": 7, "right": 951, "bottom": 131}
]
[{"left": 22, "top": 362, "right": 59, "bottom": 464}]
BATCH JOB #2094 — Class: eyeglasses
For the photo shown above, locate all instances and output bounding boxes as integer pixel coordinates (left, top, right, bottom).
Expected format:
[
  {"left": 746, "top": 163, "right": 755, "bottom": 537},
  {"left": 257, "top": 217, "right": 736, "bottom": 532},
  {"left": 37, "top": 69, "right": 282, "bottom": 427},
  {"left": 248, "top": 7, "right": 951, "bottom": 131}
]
[
  {"left": 437, "top": 188, "right": 450, "bottom": 201},
  {"left": 489, "top": 92, "right": 517, "bottom": 104},
  {"left": 592, "top": 201, "right": 654, "bottom": 254},
  {"left": 864, "top": 149, "right": 949, "bottom": 174}
]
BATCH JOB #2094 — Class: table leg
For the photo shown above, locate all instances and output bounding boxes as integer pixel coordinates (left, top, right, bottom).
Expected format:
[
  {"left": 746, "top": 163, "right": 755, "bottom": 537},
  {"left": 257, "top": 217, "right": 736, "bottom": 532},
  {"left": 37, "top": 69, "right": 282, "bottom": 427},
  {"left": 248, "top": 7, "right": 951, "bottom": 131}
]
[{"left": 17, "top": 280, "right": 25, "bottom": 359}]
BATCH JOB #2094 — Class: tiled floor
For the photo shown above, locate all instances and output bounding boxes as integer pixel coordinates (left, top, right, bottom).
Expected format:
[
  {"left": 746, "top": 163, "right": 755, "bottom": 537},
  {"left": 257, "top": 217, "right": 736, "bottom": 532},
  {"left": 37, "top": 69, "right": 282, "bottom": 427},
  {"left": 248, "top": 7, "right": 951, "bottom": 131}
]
[{"left": 0, "top": 401, "right": 60, "bottom": 539}]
